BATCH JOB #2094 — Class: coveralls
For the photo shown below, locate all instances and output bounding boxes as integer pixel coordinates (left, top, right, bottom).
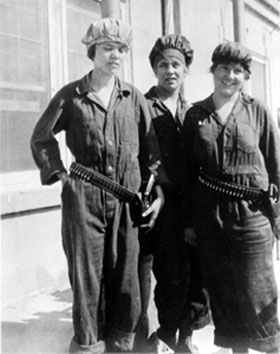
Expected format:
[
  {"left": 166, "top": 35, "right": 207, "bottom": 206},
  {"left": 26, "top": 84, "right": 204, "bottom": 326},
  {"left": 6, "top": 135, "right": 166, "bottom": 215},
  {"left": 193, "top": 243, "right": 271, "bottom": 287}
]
[
  {"left": 30, "top": 72, "right": 162, "bottom": 353},
  {"left": 182, "top": 93, "right": 280, "bottom": 352},
  {"left": 141, "top": 87, "right": 210, "bottom": 348}
]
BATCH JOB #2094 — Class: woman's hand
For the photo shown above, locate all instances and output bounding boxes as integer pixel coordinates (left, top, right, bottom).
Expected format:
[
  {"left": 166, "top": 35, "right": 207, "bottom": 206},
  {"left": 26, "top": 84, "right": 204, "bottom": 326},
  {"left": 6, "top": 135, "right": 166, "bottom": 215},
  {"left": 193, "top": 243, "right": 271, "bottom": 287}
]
[
  {"left": 140, "top": 185, "right": 165, "bottom": 230},
  {"left": 57, "top": 172, "right": 68, "bottom": 186}
]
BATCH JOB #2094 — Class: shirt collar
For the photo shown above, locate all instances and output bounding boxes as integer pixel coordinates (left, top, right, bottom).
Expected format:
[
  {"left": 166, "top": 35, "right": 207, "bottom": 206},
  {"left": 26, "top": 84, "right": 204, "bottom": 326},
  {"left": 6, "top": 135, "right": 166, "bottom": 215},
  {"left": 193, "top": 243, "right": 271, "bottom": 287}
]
[
  {"left": 195, "top": 92, "right": 253, "bottom": 114},
  {"left": 75, "top": 71, "right": 132, "bottom": 98},
  {"left": 146, "top": 86, "right": 188, "bottom": 109}
]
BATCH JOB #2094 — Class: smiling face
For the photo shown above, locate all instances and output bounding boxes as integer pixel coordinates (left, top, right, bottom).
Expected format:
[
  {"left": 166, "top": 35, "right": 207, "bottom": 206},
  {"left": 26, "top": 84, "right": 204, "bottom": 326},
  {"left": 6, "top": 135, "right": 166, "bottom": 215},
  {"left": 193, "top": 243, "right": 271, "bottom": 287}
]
[
  {"left": 213, "top": 63, "right": 247, "bottom": 98},
  {"left": 93, "top": 41, "right": 128, "bottom": 76},
  {"left": 154, "top": 56, "right": 187, "bottom": 93}
]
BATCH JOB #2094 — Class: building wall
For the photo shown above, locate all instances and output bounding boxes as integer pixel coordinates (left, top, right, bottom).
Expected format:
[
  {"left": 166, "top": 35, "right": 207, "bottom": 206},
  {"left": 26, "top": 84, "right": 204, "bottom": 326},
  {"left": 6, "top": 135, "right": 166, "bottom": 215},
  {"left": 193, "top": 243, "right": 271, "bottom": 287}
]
[
  {"left": 1, "top": 208, "right": 68, "bottom": 305},
  {"left": 129, "top": 0, "right": 162, "bottom": 93},
  {"left": 179, "top": 0, "right": 223, "bottom": 102},
  {"left": 178, "top": 0, "right": 280, "bottom": 122}
]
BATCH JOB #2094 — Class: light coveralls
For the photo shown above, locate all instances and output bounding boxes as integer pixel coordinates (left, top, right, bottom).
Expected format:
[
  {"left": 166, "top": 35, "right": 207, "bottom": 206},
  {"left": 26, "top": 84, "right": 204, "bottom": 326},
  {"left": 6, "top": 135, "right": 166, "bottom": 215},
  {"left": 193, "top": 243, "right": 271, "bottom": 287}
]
[{"left": 30, "top": 72, "right": 162, "bottom": 353}]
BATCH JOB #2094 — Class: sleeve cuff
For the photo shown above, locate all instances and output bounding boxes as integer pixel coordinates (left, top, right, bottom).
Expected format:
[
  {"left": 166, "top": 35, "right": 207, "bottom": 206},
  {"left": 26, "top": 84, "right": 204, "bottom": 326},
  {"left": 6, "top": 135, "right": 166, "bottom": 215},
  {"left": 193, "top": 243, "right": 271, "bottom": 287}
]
[{"left": 40, "top": 159, "right": 67, "bottom": 185}]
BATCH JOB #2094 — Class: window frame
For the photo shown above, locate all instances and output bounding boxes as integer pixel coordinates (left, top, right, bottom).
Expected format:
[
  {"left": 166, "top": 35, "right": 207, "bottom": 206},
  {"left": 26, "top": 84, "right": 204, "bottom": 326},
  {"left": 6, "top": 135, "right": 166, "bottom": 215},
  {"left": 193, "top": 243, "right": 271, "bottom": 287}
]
[
  {"left": 0, "top": 0, "right": 69, "bottom": 215},
  {"left": 247, "top": 54, "right": 271, "bottom": 106}
]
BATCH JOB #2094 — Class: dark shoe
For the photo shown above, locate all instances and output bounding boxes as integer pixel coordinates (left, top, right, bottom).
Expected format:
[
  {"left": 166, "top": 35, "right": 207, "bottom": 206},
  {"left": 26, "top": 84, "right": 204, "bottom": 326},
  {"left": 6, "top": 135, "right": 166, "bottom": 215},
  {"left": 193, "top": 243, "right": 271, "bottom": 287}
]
[{"left": 133, "top": 314, "right": 150, "bottom": 352}]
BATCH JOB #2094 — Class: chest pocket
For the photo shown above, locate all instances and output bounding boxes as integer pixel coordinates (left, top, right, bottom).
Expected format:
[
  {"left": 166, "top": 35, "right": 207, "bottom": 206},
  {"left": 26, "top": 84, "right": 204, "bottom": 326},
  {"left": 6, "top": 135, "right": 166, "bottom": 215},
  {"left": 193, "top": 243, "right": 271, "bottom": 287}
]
[
  {"left": 193, "top": 121, "right": 217, "bottom": 161},
  {"left": 236, "top": 122, "right": 258, "bottom": 153}
]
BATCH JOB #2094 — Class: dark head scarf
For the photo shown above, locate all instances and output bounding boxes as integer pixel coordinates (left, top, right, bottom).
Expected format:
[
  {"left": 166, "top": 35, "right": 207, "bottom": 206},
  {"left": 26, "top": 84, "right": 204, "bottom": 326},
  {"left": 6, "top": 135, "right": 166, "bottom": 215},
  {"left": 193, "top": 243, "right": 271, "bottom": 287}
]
[
  {"left": 211, "top": 41, "right": 252, "bottom": 75},
  {"left": 149, "top": 34, "right": 193, "bottom": 68}
]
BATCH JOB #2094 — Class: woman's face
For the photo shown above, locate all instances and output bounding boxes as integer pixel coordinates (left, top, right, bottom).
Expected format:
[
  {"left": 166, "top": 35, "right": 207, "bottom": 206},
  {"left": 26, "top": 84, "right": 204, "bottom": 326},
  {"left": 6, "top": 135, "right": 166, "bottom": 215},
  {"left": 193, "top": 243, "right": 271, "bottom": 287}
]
[
  {"left": 94, "top": 41, "right": 128, "bottom": 76},
  {"left": 154, "top": 57, "right": 187, "bottom": 93},
  {"left": 213, "top": 63, "right": 246, "bottom": 98}
]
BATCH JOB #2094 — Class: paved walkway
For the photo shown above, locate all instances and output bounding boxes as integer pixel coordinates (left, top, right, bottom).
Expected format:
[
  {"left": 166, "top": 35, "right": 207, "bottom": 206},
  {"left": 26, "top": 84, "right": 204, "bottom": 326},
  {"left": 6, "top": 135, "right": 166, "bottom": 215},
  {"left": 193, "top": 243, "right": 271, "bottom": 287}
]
[
  {"left": 2, "top": 251, "right": 280, "bottom": 354},
  {"left": 1, "top": 285, "right": 219, "bottom": 354}
]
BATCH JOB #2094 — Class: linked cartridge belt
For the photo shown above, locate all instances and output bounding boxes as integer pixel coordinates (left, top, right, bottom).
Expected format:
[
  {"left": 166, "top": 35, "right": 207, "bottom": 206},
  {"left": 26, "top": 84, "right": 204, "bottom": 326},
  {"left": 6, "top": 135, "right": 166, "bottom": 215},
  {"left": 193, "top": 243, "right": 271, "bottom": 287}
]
[
  {"left": 198, "top": 170, "right": 265, "bottom": 201},
  {"left": 69, "top": 162, "right": 135, "bottom": 203}
]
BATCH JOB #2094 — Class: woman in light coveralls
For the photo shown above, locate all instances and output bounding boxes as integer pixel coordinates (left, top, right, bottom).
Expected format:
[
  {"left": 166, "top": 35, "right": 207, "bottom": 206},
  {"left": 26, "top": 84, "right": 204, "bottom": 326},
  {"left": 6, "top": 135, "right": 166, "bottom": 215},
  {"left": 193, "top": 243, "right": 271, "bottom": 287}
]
[{"left": 30, "top": 18, "right": 164, "bottom": 354}]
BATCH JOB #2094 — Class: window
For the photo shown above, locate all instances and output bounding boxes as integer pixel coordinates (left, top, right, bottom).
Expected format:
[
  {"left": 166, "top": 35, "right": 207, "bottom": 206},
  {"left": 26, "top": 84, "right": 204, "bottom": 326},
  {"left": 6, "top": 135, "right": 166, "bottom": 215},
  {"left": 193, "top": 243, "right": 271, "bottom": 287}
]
[
  {"left": 66, "top": 0, "right": 101, "bottom": 82},
  {"left": 250, "top": 58, "right": 268, "bottom": 104},
  {"left": 0, "top": 0, "right": 102, "bottom": 214},
  {"left": 0, "top": 0, "right": 50, "bottom": 173}
]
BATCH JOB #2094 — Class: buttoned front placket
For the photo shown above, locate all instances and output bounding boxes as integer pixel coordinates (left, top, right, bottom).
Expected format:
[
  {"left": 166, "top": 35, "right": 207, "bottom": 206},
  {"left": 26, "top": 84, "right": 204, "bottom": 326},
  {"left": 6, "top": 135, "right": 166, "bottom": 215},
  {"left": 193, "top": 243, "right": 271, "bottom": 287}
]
[
  {"left": 222, "top": 99, "right": 247, "bottom": 179},
  {"left": 220, "top": 112, "right": 236, "bottom": 176},
  {"left": 201, "top": 109, "right": 225, "bottom": 176},
  {"left": 174, "top": 96, "right": 186, "bottom": 132},
  {"left": 85, "top": 88, "right": 120, "bottom": 181},
  {"left": 148, "top": 91, "right": 188, "bottom": 192},
  {"left": 103, "top": 89, "right": 120, "bottom": 181},
  {"left": 93, "top": 87, "right": 125, "bottom": 220},
  {"left": 153, "top": 97, "right": 183, "bottom": 133},
  {"left": 205, "top": 98, "right": 242, "bottom": 178}
]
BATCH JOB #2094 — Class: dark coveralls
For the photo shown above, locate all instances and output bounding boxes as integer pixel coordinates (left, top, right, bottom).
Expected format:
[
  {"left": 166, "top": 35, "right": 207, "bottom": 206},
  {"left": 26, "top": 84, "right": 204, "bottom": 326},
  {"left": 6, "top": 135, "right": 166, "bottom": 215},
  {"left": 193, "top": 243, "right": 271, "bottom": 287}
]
[
  {"left": 140, "top": 87, "right": 210, "bottom": 347},
  {"left": 30, "top": 72, "right": 162, "bottom": 353},
  {"left": 182, "top": 93, "right": 280, "bottom": 352}
]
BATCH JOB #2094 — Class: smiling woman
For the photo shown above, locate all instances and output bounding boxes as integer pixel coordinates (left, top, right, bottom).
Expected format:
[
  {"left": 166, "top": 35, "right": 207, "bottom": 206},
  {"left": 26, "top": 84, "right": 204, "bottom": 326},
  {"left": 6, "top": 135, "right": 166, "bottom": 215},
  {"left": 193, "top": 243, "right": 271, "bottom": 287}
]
[
  {"left": 213, "top": 63, "right": 246, "bottom": 101},
  {"left": 182, "top": 41, "right": 280, "bottom": 354}
]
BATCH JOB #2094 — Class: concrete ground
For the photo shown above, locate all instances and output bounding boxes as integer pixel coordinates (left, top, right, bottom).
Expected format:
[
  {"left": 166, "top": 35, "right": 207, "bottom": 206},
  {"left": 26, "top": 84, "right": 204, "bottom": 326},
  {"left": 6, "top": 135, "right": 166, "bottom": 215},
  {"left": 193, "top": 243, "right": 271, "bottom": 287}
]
[
  {"left": 1, "top": 284, "right": 219, "bottom": 354},
  {"left": 2, "top": 251, "right": 280, "bottom": 354}
]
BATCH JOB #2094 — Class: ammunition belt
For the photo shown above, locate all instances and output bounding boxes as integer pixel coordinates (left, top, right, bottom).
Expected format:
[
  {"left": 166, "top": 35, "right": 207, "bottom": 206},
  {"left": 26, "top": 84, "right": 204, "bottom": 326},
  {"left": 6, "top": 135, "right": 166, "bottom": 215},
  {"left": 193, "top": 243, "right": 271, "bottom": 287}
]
[
  {"left": 198, "top": 170, "right": 265, "bottom": 201},
  {"left": 69, "top": 162, "right": 151, "bottom": 226},
  {"left": 69, "top": 162, "right": 135, "bottom": 203}
]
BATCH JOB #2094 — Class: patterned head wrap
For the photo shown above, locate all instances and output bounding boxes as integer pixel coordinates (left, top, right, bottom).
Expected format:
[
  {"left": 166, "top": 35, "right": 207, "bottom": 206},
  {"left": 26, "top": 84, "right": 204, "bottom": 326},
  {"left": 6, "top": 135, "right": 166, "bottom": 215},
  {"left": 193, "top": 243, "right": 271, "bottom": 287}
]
[{"left": 82, "top": 18, "right": 132, "bottom": 59}]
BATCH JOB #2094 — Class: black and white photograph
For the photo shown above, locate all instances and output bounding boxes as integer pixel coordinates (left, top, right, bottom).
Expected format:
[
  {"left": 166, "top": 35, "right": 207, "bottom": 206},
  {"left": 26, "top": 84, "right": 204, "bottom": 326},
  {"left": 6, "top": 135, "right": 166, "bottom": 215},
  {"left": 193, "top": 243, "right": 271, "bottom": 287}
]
[{"left": 1, "top": 1, "right": 280, "bottom": 354}]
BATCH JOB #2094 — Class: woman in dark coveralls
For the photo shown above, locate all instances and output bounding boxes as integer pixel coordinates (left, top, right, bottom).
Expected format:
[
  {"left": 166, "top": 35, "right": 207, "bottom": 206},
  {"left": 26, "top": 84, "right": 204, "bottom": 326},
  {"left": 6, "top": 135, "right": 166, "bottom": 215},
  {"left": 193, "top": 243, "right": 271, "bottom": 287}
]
[
  {"left": 182, "top": 41, "right": 280, "bottom": 353},
  {"left": 136, "top": 35, "right": 210, "bottom": 354},
  {"left": 30, "top": 18, "right": 164, "bottom": 354}
]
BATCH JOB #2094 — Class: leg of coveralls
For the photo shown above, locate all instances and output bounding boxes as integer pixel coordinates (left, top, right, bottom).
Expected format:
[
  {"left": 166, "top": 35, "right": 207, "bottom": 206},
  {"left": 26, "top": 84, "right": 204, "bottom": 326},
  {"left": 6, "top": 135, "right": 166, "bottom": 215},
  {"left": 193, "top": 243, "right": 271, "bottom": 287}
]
[
  {"left": 134, "top": 232, "right": 175, "bottom": 354},
  {"left": 197, "top": 204, "right": 280, "bottom": 353},
  {"left": 103, "top": 201, "right": 141, "bottom": 352},
  {"left": 177, "top": 246, "right": 210, "bottom": 353},
  {"left": 177, "top": 328, "right": 198, "bottom": 354},
  {"left": 61, "top": 179, "right": 106, "bottom": 354},
  {"left": 153, "top": 223, "right": 188, "bottom": 349},
  {"left": 231, "top": 345, "right": 248, "bottom": 353},
  {"left": 134, "top": 251, "right": 154, "bottom": 351}
]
